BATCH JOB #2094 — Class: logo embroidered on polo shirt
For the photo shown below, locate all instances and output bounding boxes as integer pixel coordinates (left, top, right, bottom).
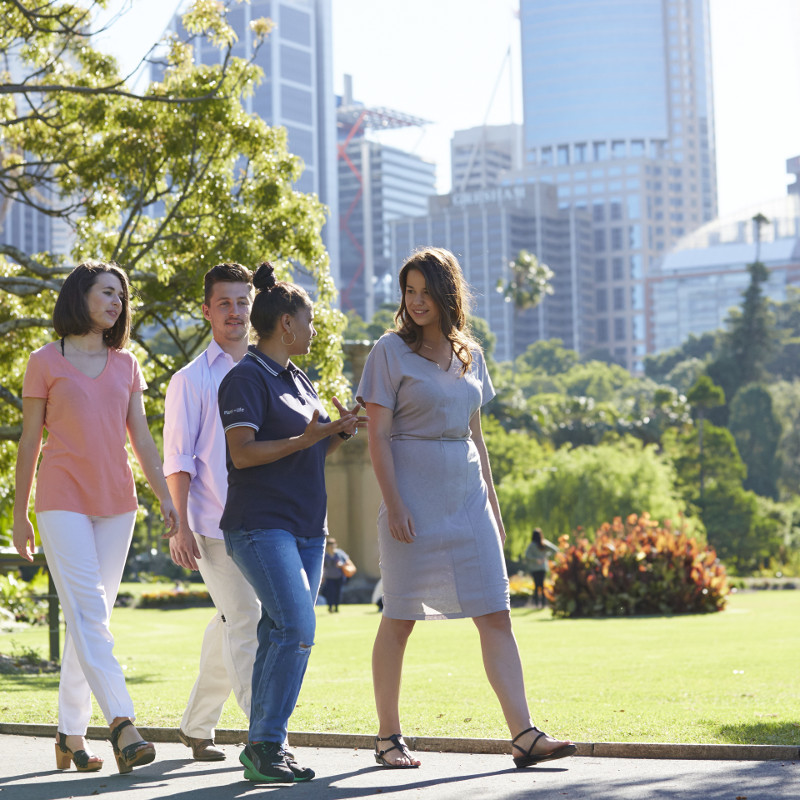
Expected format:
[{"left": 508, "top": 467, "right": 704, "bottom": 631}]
[{"left": 223, "top": 407, "right": 245, "bottom": 415}]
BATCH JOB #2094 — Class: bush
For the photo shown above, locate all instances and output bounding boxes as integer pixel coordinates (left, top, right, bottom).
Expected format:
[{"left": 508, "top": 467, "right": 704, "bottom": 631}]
[
  {"left": 549, "top": 513, "right": 728, "bottom": 617},
  {"left": 0, "top": 569, "right": 50, "bottom": 626},
  {"left": 137, "top": 586, "right": 212, "bottom": 608}
]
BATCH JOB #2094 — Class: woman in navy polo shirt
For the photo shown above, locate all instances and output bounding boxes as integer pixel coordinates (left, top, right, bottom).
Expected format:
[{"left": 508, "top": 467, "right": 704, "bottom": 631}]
[{"left": 218, "top": 262, "right": 361, "bottom": 784}]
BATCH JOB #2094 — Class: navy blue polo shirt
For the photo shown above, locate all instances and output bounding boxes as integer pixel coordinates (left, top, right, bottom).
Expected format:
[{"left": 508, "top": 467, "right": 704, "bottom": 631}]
[{"left": 218, "top": 346, "right": 330, "bottom": 538}]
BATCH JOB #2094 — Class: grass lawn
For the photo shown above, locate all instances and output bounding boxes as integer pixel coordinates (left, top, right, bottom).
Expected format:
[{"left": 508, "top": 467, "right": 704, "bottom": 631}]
[{"left": 1, "top": 590, "right": 797, "bottom": 745}]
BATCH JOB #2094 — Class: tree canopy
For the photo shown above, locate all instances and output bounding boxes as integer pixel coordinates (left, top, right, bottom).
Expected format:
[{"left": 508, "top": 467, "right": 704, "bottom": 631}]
[{"left": 1, "top": 1, "right": 346, "bottom": 519}]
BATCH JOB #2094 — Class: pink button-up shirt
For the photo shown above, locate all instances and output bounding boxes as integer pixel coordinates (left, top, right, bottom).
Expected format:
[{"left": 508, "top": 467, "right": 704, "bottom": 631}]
[{"left": 163, "top": 339, "right": 236, "bottom": 539}]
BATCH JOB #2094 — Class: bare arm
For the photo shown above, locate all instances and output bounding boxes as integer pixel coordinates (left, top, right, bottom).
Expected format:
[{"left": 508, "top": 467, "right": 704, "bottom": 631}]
[
  {"left": 12, "top": 397, "right": 46, "bottom": 561},
  {"left": 165, "top": 472, "right": 201, "bottom": 570},
  {"left": 364, "top": 402, "right": 415, "bottom": 543},
  {"left": 126, "top": 391, "right": 179, "bottom": 537},
  {"left": 226, "top": 401, "right": 361, "bottom": 469},
  {"left": 469, "top": 408, "right": 506, "bottom": 544}
]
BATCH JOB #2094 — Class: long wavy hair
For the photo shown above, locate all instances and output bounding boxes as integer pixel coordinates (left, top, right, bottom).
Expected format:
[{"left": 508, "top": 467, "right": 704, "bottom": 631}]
[{"left": 394, "top": 247, "right": 478, "bottom": 375}]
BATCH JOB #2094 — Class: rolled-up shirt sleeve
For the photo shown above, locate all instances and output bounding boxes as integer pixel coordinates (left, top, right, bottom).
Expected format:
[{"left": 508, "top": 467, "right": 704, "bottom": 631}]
[{"left": 163, "top": 370, "right": 201, "bottom": 479}]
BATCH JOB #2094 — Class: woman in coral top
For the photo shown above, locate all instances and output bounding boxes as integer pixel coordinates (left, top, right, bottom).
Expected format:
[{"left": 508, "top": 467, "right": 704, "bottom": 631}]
[{"left": 12, "top": 261, "right": 178, "bottom": 775}]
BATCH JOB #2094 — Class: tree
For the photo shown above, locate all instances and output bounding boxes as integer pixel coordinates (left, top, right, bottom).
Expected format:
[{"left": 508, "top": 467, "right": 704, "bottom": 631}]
[
  {"left": 496, "top": 249, "right": 553, "bottom": 363},
  {"left": 497, "top": 249, "right": 554, "bottom": 312},
  {"left": 707, "top": 258, "right": 777, "bottom": 417},
  {"left": 728, "top": 383, "right": 782, "bottom": 499},
  {"left": 0, "top": 2, "right": 347, "bottom": 524},
  {"left": 643, "top": 331, "right": 718, "bottom": 383},
  {"left": 769, "top": 380, "right": 800, "bottom": 498},
  {"left": 497, "top": 439, "right": 688, "bottom": 556},
  {"left": 517, "top": 339, "right": 578, "bottom": 375},
  {"left": 686, "top": 375, "right": 725, "bottom": 502}
]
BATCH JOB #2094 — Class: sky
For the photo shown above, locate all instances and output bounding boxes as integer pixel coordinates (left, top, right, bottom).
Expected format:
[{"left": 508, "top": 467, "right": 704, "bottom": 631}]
[{"left": 98, "top": 0, "right": 800, "bottom": 218}]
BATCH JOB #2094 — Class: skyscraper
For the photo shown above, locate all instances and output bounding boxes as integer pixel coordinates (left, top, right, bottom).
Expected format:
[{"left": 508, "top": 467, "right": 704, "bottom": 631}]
[
  {"left": 518, "top": 0, "right": 717, "bottom": 370},
  {"left": 337, "top": 80, "right": 436, "bottom": 320},
  {"left": 389, "top": 183, "right": 594, "bottom": 362},
  {"left": 167, "top": 0, "right": 339, "bottom": 283}
]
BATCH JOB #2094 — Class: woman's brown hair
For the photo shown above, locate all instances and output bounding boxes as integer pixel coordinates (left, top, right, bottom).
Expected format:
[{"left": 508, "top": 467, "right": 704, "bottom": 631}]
[
  {"left": 53, "top": 260, "right": 132, "bottom": 349},
  {"left": 394, "top": 247, "right": 478, "bottom": 374}
]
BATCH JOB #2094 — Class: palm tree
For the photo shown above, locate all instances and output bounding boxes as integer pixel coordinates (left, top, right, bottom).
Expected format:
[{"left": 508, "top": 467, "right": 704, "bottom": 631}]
[{"left": 497, "top": 250, "right": 554, "bottom": 367}]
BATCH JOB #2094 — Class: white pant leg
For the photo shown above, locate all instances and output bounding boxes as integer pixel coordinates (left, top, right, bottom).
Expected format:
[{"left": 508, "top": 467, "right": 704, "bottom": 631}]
[
  {"left": 180, "top": 533, "right": 260, "bottom": 739},
  {"left": 37, "top": 510, "right": 137, "bottom": 732}
]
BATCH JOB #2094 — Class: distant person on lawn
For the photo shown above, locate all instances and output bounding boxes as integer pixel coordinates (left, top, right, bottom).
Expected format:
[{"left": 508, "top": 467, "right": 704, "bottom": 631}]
[
  {"left": 523, "top": 528, "right": 559, "bottom": 608},
  {"left": 163, "top": 263, "right": 261, "bottom": 763},
  {"left": 321, "top": 537, "right": 354, "bottom": 613}
]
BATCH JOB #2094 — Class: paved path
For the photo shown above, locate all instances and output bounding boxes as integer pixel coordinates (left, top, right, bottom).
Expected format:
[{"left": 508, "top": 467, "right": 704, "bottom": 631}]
[{"left": 0, "top": 734, "right": 797, "bottom": 800}]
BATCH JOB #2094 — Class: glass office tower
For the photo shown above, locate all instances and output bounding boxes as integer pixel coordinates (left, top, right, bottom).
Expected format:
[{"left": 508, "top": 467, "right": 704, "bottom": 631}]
[
  {"left": 167, "top": 0, "right": 339, "bottom": 285},
  {"left": 518, "top": 0, "right": 717, "bottom": 370}
]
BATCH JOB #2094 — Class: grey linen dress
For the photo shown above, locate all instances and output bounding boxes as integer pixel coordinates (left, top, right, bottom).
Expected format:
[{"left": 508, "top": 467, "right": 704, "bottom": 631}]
[{"left": 357, "top": 332, "right": 510, "bottom": 620}]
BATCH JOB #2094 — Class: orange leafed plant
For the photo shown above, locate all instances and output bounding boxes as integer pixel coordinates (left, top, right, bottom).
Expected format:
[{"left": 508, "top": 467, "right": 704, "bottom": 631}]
[{"left": 548, "top": 513, "right": 729, "bottom": 617}]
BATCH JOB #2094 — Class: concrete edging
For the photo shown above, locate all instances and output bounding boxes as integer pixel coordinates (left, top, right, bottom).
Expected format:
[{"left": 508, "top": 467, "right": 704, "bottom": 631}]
[{"left": 1, "top": 723, "right": 796, "bottom": 762}]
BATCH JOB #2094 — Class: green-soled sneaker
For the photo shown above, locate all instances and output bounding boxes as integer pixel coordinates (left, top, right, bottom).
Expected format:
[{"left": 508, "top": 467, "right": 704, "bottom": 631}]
[{"left": 239, "top": 742, "right": 294, "bottom": 783}]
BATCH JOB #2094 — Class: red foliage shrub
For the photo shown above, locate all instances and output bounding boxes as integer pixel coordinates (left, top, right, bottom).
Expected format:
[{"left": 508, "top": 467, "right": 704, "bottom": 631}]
[{"left": 548, "top": 513, "right": 729, "bottom": 617}]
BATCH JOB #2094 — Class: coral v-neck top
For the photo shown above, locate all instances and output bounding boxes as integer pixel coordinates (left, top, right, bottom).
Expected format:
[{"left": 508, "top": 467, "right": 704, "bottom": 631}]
[{"left": 22, "top": 342, "right": 147, "bottom": 516}]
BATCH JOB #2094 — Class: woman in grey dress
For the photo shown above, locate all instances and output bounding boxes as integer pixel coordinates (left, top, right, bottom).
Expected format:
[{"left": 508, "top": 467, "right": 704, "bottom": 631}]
[{"left": 357, "top": 247, "right": 576, "bottom": 770}]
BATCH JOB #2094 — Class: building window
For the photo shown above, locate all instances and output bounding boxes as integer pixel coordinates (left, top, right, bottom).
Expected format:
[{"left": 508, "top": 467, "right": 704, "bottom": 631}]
[
  {"left": 596, "top": 289, "right": 608, "bottom": 312},
  {"left": 612, "top": 257, "right": 624, "bottom": 280},
  {"left": 574, "top": 143, "right": 587, "bottom": 163},
  {"left": 593, "top": 230, "right": 606, "bottom": 251},
  {"left": 611, "top": 228, "right": 624, "bottom": 251},
  {"left": 610, "top": 200, "right": 623, "bottom": 220},
  {"left": 613, "top": 287, "right": 625, "bottom": 311},
  {"left": 592, "top": 202, "right": 605, "bottom": 222},
  {"left": 540, "top": 147, "right": 553, "bottom": 166},
  {"left": 612, "top": 140, "right": 626, "bottom": 159},
  {"left": 557, "top": 145, "right": 569, "bottom": 166},
  {"left": 614, "top": 317, "right": 626, "bottom": 340},
  {"left": 596, "top": 319, "right": 609, "bottom": 342},
  {"left": 593, "top": 142, "right": 607, "bottom": 161},
  {"left": 594, "top": 259, "right": 607, "bottom": 281},
  {"left": 631, "top": 140, "right": 645, "bottom": 156}
]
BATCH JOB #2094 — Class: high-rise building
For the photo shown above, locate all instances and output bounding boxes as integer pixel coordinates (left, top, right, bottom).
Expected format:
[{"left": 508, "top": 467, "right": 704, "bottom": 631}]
[
  {"left": 451, "top": 124, "right": 524, "bottom": 193},
  {"left": 166, "top": 0, "right": 339, "bottom": 283},
  {"left": 389, "top": 183, "right": 594, "bottom": 362},
  {"left": 648, "top": 191, "right": 800, "bottom": 354},
  {"left": 518, "top": 0, "right": 717, "bottom": 370},
  {"left": 337, "top": 80, "right": 436, "bottom": 320}
]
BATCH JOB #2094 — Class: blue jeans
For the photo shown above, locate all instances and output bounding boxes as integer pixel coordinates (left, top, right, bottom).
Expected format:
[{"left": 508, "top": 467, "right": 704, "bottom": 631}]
[{"left": 224, "top": 528, "right": 324, "bottom": 743}]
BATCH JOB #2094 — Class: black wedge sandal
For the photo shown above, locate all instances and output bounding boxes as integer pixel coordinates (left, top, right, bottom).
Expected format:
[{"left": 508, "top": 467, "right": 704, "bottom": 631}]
[
  {"left": 512, "top": 726, "right": 577, "bottom": 768},
  {"left": 109, "top": 719, "right": 156, "bottom": 774},
  {"left": 374, "top": 734, "right": 420, "bottom": 769},
  {"left": 55, "top": 732, "right": 103, "bottom": 772}
]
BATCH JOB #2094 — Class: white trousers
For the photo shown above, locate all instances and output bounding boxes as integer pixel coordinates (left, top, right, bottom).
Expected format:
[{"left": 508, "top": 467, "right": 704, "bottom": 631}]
[
  {"left": 180, "top": 533, "right": 260, "bottom": 739},
  {"left": 36, "top": 510, "right": 137, "bottom": 734}
]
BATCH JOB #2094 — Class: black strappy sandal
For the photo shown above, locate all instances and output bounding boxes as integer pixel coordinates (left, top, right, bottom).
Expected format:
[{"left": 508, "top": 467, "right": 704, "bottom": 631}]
[
  {"left": 109, "top": 719, "right": 156, "bottom": 774},
  {"left": 374, "top": 734, "right": 420, "bottom": 769},
  {"left": 512, "top": 726, "right": 577, "bottom": 768},
  {"left": 55, "top": 732, "right": 103, "bottom": 772}
]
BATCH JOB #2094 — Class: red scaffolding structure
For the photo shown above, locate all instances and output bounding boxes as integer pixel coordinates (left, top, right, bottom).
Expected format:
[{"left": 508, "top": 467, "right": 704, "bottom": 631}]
[{"left": 337, "top": 102, "right": 429, "bottom": 312}]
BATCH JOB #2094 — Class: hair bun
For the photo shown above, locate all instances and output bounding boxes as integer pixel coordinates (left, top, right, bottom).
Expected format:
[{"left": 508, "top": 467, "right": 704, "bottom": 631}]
[{"left": 253, "top": 261, "right": 277, "bottom": 291}]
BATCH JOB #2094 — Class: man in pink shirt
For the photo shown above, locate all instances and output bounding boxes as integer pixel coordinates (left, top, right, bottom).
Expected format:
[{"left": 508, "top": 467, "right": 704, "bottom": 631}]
[{"left": 163, "top": 263, "right": 259, "bottom": 761}]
